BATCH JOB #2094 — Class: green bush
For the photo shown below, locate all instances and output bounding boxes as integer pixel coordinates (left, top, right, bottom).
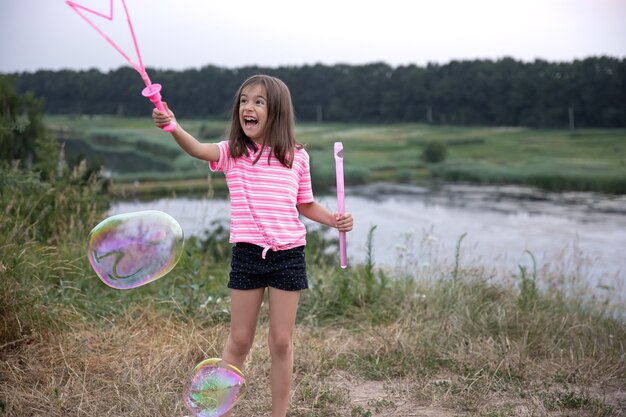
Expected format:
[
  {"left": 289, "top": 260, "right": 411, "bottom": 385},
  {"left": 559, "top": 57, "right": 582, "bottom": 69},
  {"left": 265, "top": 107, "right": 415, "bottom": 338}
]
[{"left": 422, "top": 140, "right": 448, "bottom": 163}]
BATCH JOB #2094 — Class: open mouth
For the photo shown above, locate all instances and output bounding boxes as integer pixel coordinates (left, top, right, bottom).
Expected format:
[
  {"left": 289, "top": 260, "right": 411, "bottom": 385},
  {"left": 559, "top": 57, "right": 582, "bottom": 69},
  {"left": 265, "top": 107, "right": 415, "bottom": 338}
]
[{"left": 243, "top": 116, "right": 258, "bottom": 128}]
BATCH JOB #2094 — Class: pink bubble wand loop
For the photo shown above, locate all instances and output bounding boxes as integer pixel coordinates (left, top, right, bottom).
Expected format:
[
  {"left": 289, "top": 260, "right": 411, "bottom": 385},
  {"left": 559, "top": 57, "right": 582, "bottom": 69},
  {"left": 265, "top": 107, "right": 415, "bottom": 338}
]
[
  {"left": 334, "top": 142, "right": 348, "bottom": 269},
  {"left": 66, "top": 0, "right": 176, "bottom": 132}
]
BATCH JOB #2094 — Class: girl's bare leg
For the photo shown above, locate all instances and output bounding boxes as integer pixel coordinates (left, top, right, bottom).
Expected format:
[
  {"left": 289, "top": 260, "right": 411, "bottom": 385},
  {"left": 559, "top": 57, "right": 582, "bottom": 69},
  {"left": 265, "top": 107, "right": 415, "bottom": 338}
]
[
  {"left": 221, "top": 288, "right": 264, "bottom": 417},
  {"left": 267, "top": 288, "right": 301, "bottom": 417}
]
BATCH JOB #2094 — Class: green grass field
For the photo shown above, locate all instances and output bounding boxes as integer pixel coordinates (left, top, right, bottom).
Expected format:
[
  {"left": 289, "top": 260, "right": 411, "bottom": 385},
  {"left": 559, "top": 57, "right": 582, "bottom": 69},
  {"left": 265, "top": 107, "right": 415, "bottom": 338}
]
[{"left": 46, "top": 115, "right": 626, "bottom": 195}]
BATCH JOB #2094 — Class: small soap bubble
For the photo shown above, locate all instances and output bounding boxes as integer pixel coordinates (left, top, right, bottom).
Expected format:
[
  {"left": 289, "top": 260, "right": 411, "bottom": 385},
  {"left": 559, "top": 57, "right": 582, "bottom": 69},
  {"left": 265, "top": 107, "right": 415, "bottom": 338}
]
[
  {"left": 87, "top": 210, "right": 184, "bottom": 289},
  {"left": 184, "top": 358, "right": 246, "bottom": 417}
]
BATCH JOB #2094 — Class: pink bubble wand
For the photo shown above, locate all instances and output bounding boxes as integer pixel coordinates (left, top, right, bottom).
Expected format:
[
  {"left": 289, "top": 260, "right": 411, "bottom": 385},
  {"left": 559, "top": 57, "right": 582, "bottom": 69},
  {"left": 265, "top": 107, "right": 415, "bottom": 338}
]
[
  {"left": 334, "top": 142, "right": 348, "bottom": 269},
  {"left": 66, "top": 0, "right": 176, "bottom": 132}
]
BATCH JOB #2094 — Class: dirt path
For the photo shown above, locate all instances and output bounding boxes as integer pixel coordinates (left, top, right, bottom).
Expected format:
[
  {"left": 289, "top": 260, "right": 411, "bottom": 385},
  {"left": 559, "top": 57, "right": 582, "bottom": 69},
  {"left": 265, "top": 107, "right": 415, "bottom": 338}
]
[{"left": 339, "top": 372, "right": 625, "bottom": 417}]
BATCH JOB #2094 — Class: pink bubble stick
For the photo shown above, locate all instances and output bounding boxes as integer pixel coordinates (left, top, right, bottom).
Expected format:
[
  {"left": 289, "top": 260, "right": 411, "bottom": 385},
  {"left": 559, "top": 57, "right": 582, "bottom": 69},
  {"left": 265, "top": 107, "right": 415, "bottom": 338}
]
[
  {"left": 66, "top": 0, "right": 176, "bottom": 132},
  {"left": 334, "top": 142, "right": 348, "bottom": 269}
]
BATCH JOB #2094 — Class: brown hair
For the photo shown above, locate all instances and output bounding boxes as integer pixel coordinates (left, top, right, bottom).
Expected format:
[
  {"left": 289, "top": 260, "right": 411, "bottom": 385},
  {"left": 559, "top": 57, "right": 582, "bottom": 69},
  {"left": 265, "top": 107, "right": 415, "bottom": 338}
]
[{"left": 226, "top": 74, "right": 301, "bottom": 168}]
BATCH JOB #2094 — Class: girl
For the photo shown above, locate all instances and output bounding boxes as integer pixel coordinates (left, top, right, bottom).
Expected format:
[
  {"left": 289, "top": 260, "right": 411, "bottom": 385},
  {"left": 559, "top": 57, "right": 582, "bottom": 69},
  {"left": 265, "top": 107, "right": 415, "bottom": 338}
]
[{"left": 153, "top": 74, "right": 353, "bottom": 417}]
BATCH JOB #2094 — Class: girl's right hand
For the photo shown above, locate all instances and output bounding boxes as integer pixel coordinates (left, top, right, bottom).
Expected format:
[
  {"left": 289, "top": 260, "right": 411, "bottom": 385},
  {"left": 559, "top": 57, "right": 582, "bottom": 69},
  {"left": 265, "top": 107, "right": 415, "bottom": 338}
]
[{"left": 153, "top": 102, "right": 176, "bottom": 129}]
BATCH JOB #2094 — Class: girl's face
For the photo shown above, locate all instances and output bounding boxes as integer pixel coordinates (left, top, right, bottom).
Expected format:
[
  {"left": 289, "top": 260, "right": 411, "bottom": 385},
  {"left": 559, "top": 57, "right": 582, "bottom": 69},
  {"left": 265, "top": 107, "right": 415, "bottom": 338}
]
[{"left": 239, "top": 83, "right": 268, "bottom": 143}]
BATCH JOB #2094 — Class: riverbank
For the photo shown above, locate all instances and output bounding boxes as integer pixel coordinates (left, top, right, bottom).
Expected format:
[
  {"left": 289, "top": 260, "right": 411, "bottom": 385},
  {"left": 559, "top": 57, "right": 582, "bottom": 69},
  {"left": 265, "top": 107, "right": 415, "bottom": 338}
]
[{"left": 1, "top": 224, "right": 625, "bottom": 416}]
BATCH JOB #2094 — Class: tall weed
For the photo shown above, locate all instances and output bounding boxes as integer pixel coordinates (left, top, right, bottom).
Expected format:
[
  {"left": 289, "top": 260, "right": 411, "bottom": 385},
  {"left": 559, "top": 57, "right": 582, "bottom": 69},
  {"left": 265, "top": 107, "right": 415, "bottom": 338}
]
[{"left": 0, "top": 162, "right": 107, "bottom": 344}]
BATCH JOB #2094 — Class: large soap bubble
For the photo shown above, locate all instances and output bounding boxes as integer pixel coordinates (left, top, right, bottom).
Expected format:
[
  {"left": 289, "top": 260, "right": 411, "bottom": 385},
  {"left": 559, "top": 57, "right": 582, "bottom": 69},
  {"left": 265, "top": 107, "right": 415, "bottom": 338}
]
[
  {"left": 184, "top": 358, "right": 246, "bottom": 417},
  {"left": 87, "top": 210, "right": 184, "bottom": 289}
]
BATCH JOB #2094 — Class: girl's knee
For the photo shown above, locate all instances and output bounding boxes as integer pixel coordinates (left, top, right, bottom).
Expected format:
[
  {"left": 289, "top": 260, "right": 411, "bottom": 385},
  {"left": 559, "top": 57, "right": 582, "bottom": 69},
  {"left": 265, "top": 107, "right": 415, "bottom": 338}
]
[
  {"left": 228, "top": 332, "right": 255, "bottom": 356},
  {"left": 268, "top": 333, "right": 293, "bottom": 358}
]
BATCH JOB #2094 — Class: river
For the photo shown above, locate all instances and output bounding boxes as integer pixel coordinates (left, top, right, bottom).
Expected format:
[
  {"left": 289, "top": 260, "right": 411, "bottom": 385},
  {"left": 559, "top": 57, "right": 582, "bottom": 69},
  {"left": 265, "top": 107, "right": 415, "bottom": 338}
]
[{"left": 110, "top": 183, "right": 626, "bottom": 305}]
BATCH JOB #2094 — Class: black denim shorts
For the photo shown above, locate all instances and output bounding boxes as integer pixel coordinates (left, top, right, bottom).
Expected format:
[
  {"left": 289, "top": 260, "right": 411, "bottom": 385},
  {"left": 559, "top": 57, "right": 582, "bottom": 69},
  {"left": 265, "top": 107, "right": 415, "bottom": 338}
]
[{"left": 228, "top": 243, "right": 308, "bottom": 291}]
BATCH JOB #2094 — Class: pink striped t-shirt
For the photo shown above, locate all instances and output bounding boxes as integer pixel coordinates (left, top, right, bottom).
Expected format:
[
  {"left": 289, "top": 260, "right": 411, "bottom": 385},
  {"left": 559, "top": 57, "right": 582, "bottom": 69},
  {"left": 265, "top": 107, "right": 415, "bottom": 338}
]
[{"left": 209, "top": 140, "right": 314, "bottom": 257}]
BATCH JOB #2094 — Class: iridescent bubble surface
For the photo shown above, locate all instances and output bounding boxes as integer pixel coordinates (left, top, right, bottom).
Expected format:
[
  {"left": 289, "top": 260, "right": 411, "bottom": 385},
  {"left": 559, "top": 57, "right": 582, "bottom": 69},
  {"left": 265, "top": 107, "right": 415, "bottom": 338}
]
[
  {"left": 184, "top": 358, "right": 246, "bottom": 417},
  {"left": 87, "top": 210, "right": 184, "bottom": 289}
]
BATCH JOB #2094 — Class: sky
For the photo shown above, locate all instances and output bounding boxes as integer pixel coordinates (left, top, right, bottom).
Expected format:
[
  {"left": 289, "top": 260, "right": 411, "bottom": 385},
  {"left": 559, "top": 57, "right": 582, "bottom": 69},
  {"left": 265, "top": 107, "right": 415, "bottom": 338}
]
[{"left": 1, "top": 0, "right": 625, "bottom": 74}]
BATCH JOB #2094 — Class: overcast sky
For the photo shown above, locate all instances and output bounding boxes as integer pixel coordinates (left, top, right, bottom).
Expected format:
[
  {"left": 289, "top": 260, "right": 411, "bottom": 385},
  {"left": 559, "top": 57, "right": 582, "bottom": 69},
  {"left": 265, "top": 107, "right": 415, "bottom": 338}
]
[{"left": 1, "top": 0, "right": 625, "bottom": 74}]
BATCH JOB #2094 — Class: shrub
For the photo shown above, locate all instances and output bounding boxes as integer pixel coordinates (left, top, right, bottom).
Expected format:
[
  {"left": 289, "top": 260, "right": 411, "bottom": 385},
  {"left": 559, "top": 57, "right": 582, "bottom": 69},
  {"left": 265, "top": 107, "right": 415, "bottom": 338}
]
[{"left": 422, "top": 140, "right": 448, "bottom": 163}]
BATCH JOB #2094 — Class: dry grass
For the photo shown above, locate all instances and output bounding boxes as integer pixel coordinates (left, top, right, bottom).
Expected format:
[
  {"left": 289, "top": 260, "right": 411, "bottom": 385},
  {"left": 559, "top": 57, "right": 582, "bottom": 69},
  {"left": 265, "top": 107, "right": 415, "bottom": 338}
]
[
  {"left": 1, "top": 302, "right": 624, "bottom": 417},
  {"left": 1, "top": 309, "right": 216, "bottom": 416}
]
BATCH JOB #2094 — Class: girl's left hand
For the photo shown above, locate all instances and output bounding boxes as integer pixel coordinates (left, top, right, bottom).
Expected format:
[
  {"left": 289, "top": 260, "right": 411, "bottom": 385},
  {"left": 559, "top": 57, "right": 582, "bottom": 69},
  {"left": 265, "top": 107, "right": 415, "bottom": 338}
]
[{"left": 335, "top": 212, "right": 353, "bottom": 232}]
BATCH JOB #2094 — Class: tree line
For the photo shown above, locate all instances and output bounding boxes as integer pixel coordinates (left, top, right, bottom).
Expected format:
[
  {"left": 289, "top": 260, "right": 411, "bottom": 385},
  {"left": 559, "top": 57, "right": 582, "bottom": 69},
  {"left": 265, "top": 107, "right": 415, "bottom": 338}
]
[{"left": 6, "top": 56, "right": 625, "bottom": 127}]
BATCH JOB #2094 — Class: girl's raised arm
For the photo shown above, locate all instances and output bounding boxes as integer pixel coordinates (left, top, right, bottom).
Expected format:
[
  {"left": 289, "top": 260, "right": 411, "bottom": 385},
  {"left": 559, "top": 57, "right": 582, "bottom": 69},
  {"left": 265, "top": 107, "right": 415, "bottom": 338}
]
[{"left": 153, "top": 103, "right": 220, "bottom": 162}]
